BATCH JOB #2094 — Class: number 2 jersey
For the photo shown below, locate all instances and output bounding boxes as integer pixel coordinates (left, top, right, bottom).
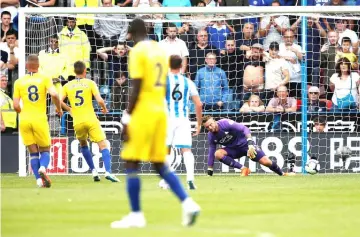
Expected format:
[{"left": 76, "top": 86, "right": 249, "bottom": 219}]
[
  {"left": 166, "top": 72, "right": 198, "bottom": 120},
  {"left": 62, "top": 78, "right": 99, "bottom": 126},
  {"left": 13, "top": 73, "right": 53, "bottom": 121}
]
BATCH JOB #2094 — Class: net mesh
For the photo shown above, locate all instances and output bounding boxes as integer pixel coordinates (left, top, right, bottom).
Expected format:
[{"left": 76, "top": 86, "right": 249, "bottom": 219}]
[{"left": 23, "top": 10, "right": 360, "bottom": 175}]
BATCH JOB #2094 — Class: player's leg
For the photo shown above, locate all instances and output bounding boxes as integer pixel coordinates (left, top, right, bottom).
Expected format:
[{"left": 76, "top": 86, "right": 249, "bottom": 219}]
[
  {"left": 215, "top": 148, "right": 251, "bottom": 176},
  {"left": 252, "top": 149, "right": 284, "bottom": 176},
  {"left": 181, "top": 148, "right": 196, "bottom": 190},
  {"left": 37, "top": 146, "right": 52, "bottom": 188}
]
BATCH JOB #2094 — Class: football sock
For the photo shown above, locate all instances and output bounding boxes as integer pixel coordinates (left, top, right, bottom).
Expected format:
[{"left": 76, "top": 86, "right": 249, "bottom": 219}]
[
  {"left": 81, "top": 146, "right": 95, "bottom": 170},
  {"left": 158, "top": 165, "right": 188, "bottom": 202},
  {"left": 39, "top": 152, "right": 50, "bottom": 169},
  {"left": 269, "top": 161, "right": 283, "bottom": 176},
  {"left": 220, "top": 156, "right": 243, "bottom": 169},
  {"left": 101, "top": 148, "right": 111, "bottom": 173},
  {"left": 183, "top": 151, "right": 195, "bottom": 182},
  {"left": 126, "top": 168, "right": 141, "bottom": 212},
  {"left": 30, "top": 153, "right": 40, "bottom": 179}
]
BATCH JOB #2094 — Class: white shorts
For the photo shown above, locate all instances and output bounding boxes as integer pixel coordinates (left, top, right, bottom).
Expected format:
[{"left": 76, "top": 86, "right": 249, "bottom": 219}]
[{"left": 166, "top": 118, "right": 192, "bottom": 148}]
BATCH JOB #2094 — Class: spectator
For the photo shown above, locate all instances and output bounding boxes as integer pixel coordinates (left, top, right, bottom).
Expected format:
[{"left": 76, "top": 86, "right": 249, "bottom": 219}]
[
  {"left": 235, "top": 22, "right": 261, "bottom": 51},
  {"left": 220, "top": 38, "right": 243, "bottom": 110},
  {"left": 96, "top": 42, "right": 129, "bottom": 86},
  {"left": 59, "top": 17, "right": 91, "bottom": 81},
  {"left": 265, "top": 85, "right": 297, "bottom": 112},
  {"left": 204, "top": 0, "right": 219, "bottom": 7},
  {"left": 28, "top": 0, "right": 56, "bottom": 6},
  {"left": 133, "top": 0, "right": 159, "bottom": 18},
  {"left": 194, "top": 52, "right": 229, "bottom": 111},
  {"left": 178, "top": 22, "right": 195, "bottom": 49},
  {"left": 312, "top": 116, "right": 326, "bottom": 132},
  {"left": 188, "top": 29, "right": 219, "bottom": 81},
  {"left": 116, "top": 0, "right": 132, "bottom": 7},
  {"left": 279, "top": 29, "right": 302, "bottom": 98},
  {"left": 259, "top": 0, "right": 290, "bottom": 51},
  {"left": 320, "top": 30, "right": 340, "bottom": 99},
  {"left": 335, "top": 19, "right": 359, "bottom": 54},
  {"left": 240, "top": 43, "right": 265, "bottom": 103},
  {"left": 94, "top": 0, "right": 128, "bottom": 47},
  {"left": 112, "top": 71, "right": 128, "bottom": 111},
  {"left": 206, "top": 16, "right": 235, "bottom": 50},
  {"left": 1, "top": 11, "right": 18, "bottom": 43},
  {"left": 38, "top": 35, "right": 67, "bottom": 91},
  {"left": 141, "top": 15, "right": 160, "bottom": 42},
  {"left": 162, "top": 0, "right": 191, "bottom": 28},
  {"left": 1, "top": 1, "right": 18, "bottom": 24},
  {"left": 0, "top": 30, "right": 18, "bottom": 72},
  {"left": 189, "top": 1, "right": 211, "bottom": 32},
  {"left": 0, "top": 74, "right": 16, "bottom": 133},
  {"left": 264, "top": 41, "right": 290, "bottom": 102},
  {"left": 335, "top": 37, "right": 358, "bottom": 70},
  {"left": 239, "top": 94, "right": 265, "bottom": 113},
  {"left": 307, "top": 0, "right": 330, "bottom": 5},
  {"left": 159, "top": 23, "right": 189, "bottom": 73},
  {"left": 1, "top": 50, "right": 8, "bottom": 74},
  {"left": 151, "top": 1, "right": 164, "bottom": 41},
  {"left": 291, "top": 16, "right": 326, "bottom": 87},
  {"left": 330, "top": 57, "right": 359, "bottom": 111},
  {"left": 308, "top": 86, "right": 327, "bottom": 112}
]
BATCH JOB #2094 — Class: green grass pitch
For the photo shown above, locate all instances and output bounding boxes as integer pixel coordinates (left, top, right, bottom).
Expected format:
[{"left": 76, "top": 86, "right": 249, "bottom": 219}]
[{"left": 2, "top": 174, "right": 359, "bottom": 237}]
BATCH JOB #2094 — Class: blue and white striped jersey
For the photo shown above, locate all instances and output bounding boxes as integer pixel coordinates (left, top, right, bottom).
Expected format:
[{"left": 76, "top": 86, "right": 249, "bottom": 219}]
[{"left": 166, "top": 73, "right": 198, "bottom": 119}]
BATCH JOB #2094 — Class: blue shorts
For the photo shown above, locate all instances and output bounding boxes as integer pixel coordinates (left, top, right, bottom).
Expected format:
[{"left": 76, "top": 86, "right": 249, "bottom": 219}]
[{"left": 223, "top": 145, "right": 266, "bottom": 162}]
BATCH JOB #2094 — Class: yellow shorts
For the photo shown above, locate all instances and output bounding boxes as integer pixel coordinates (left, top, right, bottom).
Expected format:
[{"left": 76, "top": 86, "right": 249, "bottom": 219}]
[
  {"left": 121, "top": 111, "right": 167, "bottom": 162},
  {"left": 19, "top": 119, "right": 51, "bottom": 147},
  {"left": 74, "top": 120, "right": 106, "bottom": 143}
]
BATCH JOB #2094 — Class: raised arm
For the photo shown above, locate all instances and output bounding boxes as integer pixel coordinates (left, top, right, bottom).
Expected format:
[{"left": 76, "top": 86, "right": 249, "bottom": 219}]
[{"left": 96, "top": 47, "right": 113, "bottom": 61}]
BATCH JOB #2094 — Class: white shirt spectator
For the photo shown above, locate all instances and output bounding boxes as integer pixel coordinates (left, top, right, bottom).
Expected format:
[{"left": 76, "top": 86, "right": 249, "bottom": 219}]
[
  {"left": 159, "top": 37, "right": 189, "bottom": 58},
  {"left": 279, "top": 42, "right": 301, "bottom": 83},
  {"left": 0, "top": 42, "right": 18, "bottom": 60},
  {"left": 133, "top": 0, "right": 157, "bottom": 7},
  {"left": 265, "top": 57, "right": 289, "bottom": 90},
  {"left": 330, "top": 72, "right": 360, "bottom": 106},
  {"left": 260, "top": 16, "right": 290, "bottom": 51}
]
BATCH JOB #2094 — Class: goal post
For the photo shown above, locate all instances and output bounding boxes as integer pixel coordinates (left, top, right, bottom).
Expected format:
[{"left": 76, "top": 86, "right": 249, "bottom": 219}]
[{"left": 17, "top": 6, "right": 360, "bottom": 177}]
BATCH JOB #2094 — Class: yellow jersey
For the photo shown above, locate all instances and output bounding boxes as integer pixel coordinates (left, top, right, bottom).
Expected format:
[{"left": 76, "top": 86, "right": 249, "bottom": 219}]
[
  {"left": 128, "top": 40, "right": 169, "bottom": 114},
  {"left": 62, "top": 78, "right": 99, "bottom": 126},
  {"left": 13, "top": 73, "right": 53, "bottom": 121}
]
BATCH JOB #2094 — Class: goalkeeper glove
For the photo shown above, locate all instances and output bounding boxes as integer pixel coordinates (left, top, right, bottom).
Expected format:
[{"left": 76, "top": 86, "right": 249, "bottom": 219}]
[
  {"left": 247, "top": 138, "right": 257, "bottom": 159},
  {"left": 207, "top": 168, "right": 213, "bottom": 176}
]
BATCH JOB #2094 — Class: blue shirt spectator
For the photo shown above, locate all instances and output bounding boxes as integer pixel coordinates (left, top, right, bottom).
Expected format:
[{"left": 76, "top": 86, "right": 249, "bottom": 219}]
[
  {"left": 264, "top": 0, "right": 295, "bottom": 5},
  {"left": 207, "top": 22, "right": 232, "bottom": 50},
  {"left": 307, "top": 0, "right": 330, "bottom": 5},
  {"left": 195, "top": 53, "right": 229, "bottom": 108}
]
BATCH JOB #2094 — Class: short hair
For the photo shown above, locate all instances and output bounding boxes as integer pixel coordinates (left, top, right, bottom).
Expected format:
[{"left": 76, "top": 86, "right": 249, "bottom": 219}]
[
  {"left": 335, "top": 57, "right": 351, "bottom": 77},
  {"left": 5, "top": 29, "right": 17, "bottom": 38},
  {"left": 50, "top": 34, "right": 58, "bottom": 39},
  {"left": 74, "top": 61, "right": 86, "bottom": 75},
  {"left": 272, "top": 0, "right": 281, "bottom": 5},
  {"left": 129, "top": 18, "right": 147, "bottom": 39},
  {"left": 206, "top": 52, "right": 216, "bottom": 58},
  {"left": 341, "top": 36, "right": 351, "bottom": 45},
  {"left": 67, "top": 17, "right": 76, "bottom": 22},
  {"left": 27, "top": 54, "right": 39, "bottom": 62},
  {"left": 226, "top": 36, "right": 235, "bottom": 41},
  {"left": 1, "top": 11, "right": 11, "bottom": 18},
  {"left": 197, "top": 0, "right": 207, "bottom": 6},
  {"left": 169, "top": 55, "right": 182, "bottom": 70},
  {"left": 313, "top": 116, "right": 326, "bottom": 125},
  {"left": 166, "top": 22, "right": 177, "bottom": 29},
  {"left": 202, "top": 115, "right": 213, "bottom": 125}
]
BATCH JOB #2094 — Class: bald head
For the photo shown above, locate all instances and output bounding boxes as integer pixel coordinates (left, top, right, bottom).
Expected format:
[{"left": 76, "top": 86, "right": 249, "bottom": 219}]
[{"left": 26, "top": 54, "right": 39, "bottom": 72}]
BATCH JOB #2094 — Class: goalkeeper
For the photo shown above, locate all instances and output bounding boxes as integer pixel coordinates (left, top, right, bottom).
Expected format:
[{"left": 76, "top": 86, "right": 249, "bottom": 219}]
[{"left": 203, "top": 115, "right": 290, "bottom": 176}]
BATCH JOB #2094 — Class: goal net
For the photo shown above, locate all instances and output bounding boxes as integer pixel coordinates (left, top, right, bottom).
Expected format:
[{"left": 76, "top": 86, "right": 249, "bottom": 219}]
[{"left": 18, "top": 6, "right": 360, "bottom": 176}]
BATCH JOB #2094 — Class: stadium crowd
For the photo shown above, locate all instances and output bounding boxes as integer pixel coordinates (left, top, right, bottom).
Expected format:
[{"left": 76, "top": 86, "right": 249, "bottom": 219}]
[{"left": 1, "top": 0, "right": 360, "bottom": 133}]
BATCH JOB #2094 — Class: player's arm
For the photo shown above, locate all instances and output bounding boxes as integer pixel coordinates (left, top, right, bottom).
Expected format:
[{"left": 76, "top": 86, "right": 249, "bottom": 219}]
[
  {"left": 207, "top": 135, "right": 216, "bottom": 176},
  {"left": 13, "top": 80, "right": 21, "bottom": 113},
  {"left": 229, "top": 121, "right": 257, "bottom": 159},
  {"left": 91, "top": 81, "right": 108, "bottom": 114},
  {"left": 45, "top": 78, "right": 62, "bottom": 116},
  {"left": 189, "top": 80, "right": 202, "bottom": 136},
  {"left": 59, "top": 86, "right": 71, "bottom": 114}
]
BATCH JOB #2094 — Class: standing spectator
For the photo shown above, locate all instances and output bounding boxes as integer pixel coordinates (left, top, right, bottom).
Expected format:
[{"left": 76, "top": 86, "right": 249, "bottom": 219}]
[
  {"left": 335, "top": 19, "right": 359, "bottom": 54},
  {"left": 94, "top": 0, "right": 128, "bottom": 47},
  {"left": 1, "top": 50, "right": 8, "bottom": 74},
  {"left": 188, "top": 29, "right": 219, "bottom": 81},
  {"left": 335, "top": 37, "right": 358, "bottom": 70},
  {"left": 96, "top": 42, "right": 129, "bottom": 86},
  {"left": 330, "top": 57, "right": 359, "bottom": 111},
  {"left": 178, "top": 22, "right": 196, "bottom": 49},
  {"left": 116, "top": 0, "right": 133, "bottom": 7},
  {"left": 0, "top": 30, "right": 18, "bottom": 75},
  {"left": 162, "top": 0, "right": 191, "bottom": 28},
  {"left": 312, "top": 116, "right": 326, "bottom": 132},
  {"left": 28, "top": 0, "right": 56, "bottom": 6},
  {"left": 264, "top": 41, "right": 290, "bottom": 102},
  {"left": 239, "top": 94, "right": 266, "bottom": 113},
  {"left": 235, "top": 22, "right": 261, "bottom": 51},
  {"left": 206, "top": 17, "right": 235, "bottom": 50},
  {"left": 220, "top": 38, "right": 242, "bottom": 110},
  {"left": 112, "top": 71, "right": 128, "bottom": 111},
  {"left": 0, "top": 74, "right": 16, "bottom": 133},
  {"left": 320, "top": 30, "right": 340, "bottom": 99},
  {"left": 195, "top": 52, "right": 229, "bottom": 111},
  {"left": 189, "top": 1, "right": 210, "bottom": 32},
  {"left": 59, "top": 17, "right": 91, "bottom": 81},
  {"left": 265, "top": 85, "right": 297, "bottom": 112},
  {"left": 1, "top": 11, "right": 18, "bottom": 43},
  {"left": 279, "top": 29, "right": 302, "bottom": 98},
  {"left": 291, "top": 16, "right": 326, "bottom": 87},
  {"left": 38, "top": 35, "right": 67, "bottom": 91},
  {"left": 308, "top": 86, "right": 327, "bottom": 112},
  {"left": 259, "top": 0, "right": 290, "bottom": 51},
  {"left": 159, "top": 23, "right": 189, "bottom": 73}
]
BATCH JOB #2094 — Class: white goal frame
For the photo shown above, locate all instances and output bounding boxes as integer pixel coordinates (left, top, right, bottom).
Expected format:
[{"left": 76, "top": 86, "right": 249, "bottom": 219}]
[{"left": 17, "top": 6, "right": 360, "bottom": 177}]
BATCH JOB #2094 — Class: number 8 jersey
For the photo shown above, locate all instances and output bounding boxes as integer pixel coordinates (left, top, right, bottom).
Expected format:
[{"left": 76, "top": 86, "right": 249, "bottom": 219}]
[{"left": 62, "top": 78, "right": 100, "bottom": 126}]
